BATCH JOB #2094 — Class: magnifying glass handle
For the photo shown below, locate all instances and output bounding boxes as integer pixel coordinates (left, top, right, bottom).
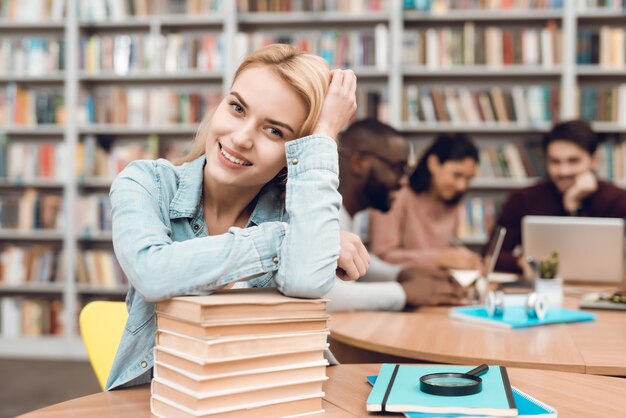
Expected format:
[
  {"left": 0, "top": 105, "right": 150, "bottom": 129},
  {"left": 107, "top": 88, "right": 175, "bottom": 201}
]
[{"left": 466, "top": 364, "right": 489, "bottom": 377}]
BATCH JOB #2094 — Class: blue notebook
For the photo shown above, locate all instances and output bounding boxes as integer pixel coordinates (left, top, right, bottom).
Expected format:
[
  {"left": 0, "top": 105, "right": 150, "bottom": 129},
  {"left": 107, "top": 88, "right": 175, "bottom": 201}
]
[
  {"left": 366, "top": 364, "right": 517, "bottom": 417},
  {"left": 367, "top": 375, "right": 556, "bottom": 417},
  {"left": 450, "top": 305, "right": 596, "bottom": 329}
]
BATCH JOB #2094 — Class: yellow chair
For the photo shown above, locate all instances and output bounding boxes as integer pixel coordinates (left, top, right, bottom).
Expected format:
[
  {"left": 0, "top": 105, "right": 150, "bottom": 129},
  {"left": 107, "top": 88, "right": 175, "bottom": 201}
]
[{"left": 79, "top": 301, "right": 128, "bottom": 390}]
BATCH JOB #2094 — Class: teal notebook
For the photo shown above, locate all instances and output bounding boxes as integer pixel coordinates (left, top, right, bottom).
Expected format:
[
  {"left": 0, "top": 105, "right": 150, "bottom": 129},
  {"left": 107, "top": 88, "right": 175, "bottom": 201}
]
[
  {"left": 367, "top": 376, "right": 556, "bottom": 417},
  {"left": 449, "top": 306, "right": 596, "bottom": 329},
  {"left": 366, "top": 364, "right": 517, "bottom": 417}
]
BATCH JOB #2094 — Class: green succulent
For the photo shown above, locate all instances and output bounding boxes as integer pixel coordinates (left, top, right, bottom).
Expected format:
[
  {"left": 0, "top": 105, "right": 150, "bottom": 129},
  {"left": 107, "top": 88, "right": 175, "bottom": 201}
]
[{"left": 538, "top": 251, "right": 559, "bottom": 279}]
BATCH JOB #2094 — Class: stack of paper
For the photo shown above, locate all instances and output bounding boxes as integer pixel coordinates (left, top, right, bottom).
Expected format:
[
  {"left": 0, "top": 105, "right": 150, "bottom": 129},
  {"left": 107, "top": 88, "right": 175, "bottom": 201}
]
[{"left": 150, "top": 288, "right": 330, "bottom": 418}]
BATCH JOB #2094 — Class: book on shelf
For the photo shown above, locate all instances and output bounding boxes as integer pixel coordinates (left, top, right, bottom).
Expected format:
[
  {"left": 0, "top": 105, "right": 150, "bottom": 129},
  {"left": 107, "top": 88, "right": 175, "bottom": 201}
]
[
  {"left": 235, "top": 25, "right": 389, "bottom": 71},
  {"left": 1, "top": 141, "right": 66, "bottom": 181},
  {"left": 0, "top": 37, "right": 65, "bottom": 76},
  {"left": 78, "top": 135, "right": 156, "bottom": 178},
  {"left": 76, "top": 249, "right": 127, "bottom": 287},
  {"left": 402, "top": 84, "right": 558, "bottom": 125},
  {"left": 356, "top": 86, "right": 389, "bottom": 122},
  {"left": 457, "top": 196, "right": 501, "bottom": 240},
  {"left": 594, "top": 138, "right": 626, "bottom": 182},
  {"left": 403, "top": 0, "right": 563, "bottom": 11},
  {"left": 450, "top": 305, "right": 596, "bottom": 329},
  {"left": 75, "top": 134, "right": 190, "bottom": 180},
  {"left": 0, "top": 245, "right": 62, "bottom": 285},
  {"left": 79, "top": 87, "right": 222, "bottom": 126},
  {"left": 156, "top": 314, "right": 329, "bottom": 339},
  {"left": 0, "top": 84, "right": 65, "bottom": 126},
  {"left": 578, "top": 0, "right": 626, "bottom": 11},
  {"left": 150, "top": 392, "right": 323, "bottom": 418},
  {"left": 0, "top": 0, "right": 65, "bottom": 21},
  {"left": 154, "top": 357, "right": 328, "bottom": 394},
  {"left": 577, "top": 26, "right": 625, "bottom": 68},
  {"left": 367, "top": 364, "right": 517, "bottom": 416},
  {"left": 0, "top": 189, "right": 63, "bottom": 230},
  {"left": 78, "top": 0, "right": 221, "bottom": 21},
  {"left": 76, "top": 194, "right": 112, "bottom": 235},
  {"left": 238, "top": 0, "right": 389, "bottom": 12},
  {"left": 80, "top": 33, "right": 223, "bottom": 74},
  {"left": 155, "top": 288, "right": 328, "bottom": 322},
  {"left": 154, "top": 345, "right": 328, "bottom": 377},
  {"left": 579, "top": 85, "right": 626, "bottom": 126},
  {"left": 476, "top": 142, "right": 546, "bottom": 180},
  {"left": 403, "top": 22, "right": 560, "bottom": 68},
  {"left": 0, "top": 297, "right": 63, "bottom": 337}
]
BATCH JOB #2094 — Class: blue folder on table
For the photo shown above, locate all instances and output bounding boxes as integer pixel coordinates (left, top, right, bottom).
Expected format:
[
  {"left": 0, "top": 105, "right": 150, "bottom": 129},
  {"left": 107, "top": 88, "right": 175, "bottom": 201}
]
[
  {"left": 450, "top": 305, "right": 596, "bottom": 329},
  {"left": 367, "top": 375, "right": 556, "bottom": 417}
]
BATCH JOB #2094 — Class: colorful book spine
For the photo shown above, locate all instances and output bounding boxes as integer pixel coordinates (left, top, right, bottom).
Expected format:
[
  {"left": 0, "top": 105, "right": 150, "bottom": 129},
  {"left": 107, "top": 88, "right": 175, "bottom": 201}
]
[
  {"left": 403, "top": 22, "right": 560, "bottom": 68},
  {"left": 402, "top": 84, "right": 558, "bottom": 125}
]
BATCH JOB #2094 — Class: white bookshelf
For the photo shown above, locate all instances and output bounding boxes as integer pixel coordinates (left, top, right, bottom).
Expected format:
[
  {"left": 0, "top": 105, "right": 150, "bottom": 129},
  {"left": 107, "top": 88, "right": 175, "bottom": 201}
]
[{"left": 1, "top": 0, "right": 624, "bottom": 359}]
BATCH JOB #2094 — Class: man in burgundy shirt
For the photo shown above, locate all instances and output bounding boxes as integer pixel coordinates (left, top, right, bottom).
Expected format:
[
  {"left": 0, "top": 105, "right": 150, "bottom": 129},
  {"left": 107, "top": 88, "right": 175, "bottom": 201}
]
[{"left": 494, "top": 119, "right": 626, "bottom": 274}]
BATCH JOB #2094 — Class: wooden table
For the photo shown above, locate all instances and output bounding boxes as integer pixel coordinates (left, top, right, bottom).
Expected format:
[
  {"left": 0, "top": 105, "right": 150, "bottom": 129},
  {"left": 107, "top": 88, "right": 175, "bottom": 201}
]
[
  {"left": 18, "top": 364, "right": 626, "bottom": 417},
  {"left": 330, "top": 289, "right": 626, "bottom": 376}
]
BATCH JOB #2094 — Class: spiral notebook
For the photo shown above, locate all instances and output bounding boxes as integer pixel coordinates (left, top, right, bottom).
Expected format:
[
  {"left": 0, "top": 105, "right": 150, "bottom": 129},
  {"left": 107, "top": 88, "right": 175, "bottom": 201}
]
[{"left": 367, "top": 375, "right": 556, "bottom": 417}]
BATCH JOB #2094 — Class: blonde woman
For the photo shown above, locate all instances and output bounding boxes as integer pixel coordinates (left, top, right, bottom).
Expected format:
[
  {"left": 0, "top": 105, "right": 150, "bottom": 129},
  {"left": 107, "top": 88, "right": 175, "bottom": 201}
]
[{"left": 106, "top": 44, "right": 368, "bottom": 390}]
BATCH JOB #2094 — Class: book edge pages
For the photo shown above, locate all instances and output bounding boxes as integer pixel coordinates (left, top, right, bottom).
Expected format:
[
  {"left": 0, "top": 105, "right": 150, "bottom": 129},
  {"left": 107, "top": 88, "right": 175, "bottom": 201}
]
[
  {"left": 154, "top": 359, "right": 329, "bottom": 381},
  {"left": 155, "top": 343, "right": 330, "bottom": 365},
  {"left": 150, "top": 391, "right": 325, "bottom": 415},
  {"left": 152, "top": 374, "right": 329, "bottom": 398}
]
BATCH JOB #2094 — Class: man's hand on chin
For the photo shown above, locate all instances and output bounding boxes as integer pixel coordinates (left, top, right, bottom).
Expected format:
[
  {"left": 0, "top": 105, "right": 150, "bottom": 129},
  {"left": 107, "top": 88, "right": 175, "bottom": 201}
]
[{"left": 563, "top": 171, "right": 597, "bottom": 214}]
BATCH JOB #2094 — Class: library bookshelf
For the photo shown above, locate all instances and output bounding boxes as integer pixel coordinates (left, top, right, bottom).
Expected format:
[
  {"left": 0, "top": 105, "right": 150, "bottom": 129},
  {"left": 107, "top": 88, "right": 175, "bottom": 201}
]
[{"left": 1, "top": 0, "right": 626, "bottom": 359}]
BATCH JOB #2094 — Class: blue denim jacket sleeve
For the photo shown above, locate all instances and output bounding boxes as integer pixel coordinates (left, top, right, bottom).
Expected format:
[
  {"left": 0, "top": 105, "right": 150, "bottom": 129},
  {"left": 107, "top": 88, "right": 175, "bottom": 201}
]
[
  {"left": 110, "top": 134, "right": 339, "bottom": 302},
  {"left": 275, "top": 135, "right": 341, "bottom": 297}
]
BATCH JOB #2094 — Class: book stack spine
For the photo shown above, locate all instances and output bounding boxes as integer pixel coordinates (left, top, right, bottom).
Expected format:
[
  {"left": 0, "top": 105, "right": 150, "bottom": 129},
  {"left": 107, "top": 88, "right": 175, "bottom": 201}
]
[{"left": 151, "top": 291, "right": 330, "bottom": 417}]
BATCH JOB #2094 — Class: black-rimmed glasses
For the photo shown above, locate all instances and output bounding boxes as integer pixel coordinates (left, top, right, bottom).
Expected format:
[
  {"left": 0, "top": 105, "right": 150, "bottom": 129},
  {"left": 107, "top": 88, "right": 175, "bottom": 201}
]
[{"left": 356, "top": 150, "right": 410, "bottom": 178}]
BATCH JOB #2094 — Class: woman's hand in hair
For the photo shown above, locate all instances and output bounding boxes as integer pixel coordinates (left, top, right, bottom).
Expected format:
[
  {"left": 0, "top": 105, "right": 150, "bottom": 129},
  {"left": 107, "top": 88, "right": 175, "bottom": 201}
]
[
  {"left": 336, "top": 231, "right": 370, "bottom": 281},
  {"left": 313, "top": 69, "right": 357, "bottom": 140}
]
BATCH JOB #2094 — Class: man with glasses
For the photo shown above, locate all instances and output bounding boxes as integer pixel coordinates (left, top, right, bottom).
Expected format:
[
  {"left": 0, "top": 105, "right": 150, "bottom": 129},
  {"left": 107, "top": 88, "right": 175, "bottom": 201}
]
[{"left": 324, "top": 119, "right": 467, "bottom": 311}]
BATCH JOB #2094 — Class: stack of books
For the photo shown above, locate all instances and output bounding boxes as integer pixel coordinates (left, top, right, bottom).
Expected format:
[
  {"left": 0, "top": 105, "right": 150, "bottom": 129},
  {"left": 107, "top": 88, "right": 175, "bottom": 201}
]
[{"left": 150, "top": 288, "right": 331, "bottom": 418}]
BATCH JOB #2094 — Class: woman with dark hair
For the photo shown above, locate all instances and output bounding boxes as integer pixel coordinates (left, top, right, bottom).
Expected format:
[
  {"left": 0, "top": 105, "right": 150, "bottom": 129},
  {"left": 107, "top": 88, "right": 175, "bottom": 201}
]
[{"left": 369, "top": 133, "right": 481, "bottom": 274}]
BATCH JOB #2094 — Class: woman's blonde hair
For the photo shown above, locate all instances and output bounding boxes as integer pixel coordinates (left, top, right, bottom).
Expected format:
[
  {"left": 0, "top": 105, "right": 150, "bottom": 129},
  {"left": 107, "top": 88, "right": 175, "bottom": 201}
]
[{"left": 177, "top": 44, "right": 331, "bottom": 165}]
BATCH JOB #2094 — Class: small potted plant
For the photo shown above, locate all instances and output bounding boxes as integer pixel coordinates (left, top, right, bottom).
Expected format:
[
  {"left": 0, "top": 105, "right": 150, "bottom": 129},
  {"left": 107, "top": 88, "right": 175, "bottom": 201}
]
[{"left": 534, "top": 251, "right": 563, "bottom": 307}]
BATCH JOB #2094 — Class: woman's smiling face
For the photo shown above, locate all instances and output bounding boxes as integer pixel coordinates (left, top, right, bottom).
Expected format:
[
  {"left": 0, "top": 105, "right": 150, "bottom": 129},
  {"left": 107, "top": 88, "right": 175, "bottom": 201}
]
[{"left": 204, "top": 65, "right": 308, "bottom": 189}]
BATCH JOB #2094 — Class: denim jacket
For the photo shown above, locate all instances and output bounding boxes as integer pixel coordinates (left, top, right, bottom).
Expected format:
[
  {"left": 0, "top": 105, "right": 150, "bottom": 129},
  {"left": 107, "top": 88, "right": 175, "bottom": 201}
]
[{"left": 106, "top": 135, "right": 341, "bottom": 390}]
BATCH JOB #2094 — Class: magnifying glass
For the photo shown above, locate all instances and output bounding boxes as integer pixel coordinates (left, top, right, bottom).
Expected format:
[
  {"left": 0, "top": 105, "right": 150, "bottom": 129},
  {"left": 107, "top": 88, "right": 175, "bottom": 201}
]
[{"left": 419, "top": 364, "right": 489, "bottom": 396}]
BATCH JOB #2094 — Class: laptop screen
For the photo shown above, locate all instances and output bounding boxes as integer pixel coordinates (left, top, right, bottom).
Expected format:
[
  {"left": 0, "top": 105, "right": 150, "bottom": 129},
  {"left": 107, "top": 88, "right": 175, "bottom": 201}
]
[{"left": 484, "top": 225, "right": 507, "bottom": 278}]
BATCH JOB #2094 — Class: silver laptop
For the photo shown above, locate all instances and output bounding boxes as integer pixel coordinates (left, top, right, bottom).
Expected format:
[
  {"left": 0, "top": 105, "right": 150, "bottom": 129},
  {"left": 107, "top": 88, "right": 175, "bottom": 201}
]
[{"left": 522, "top": 216, "right": 624, "bottom": 283}]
